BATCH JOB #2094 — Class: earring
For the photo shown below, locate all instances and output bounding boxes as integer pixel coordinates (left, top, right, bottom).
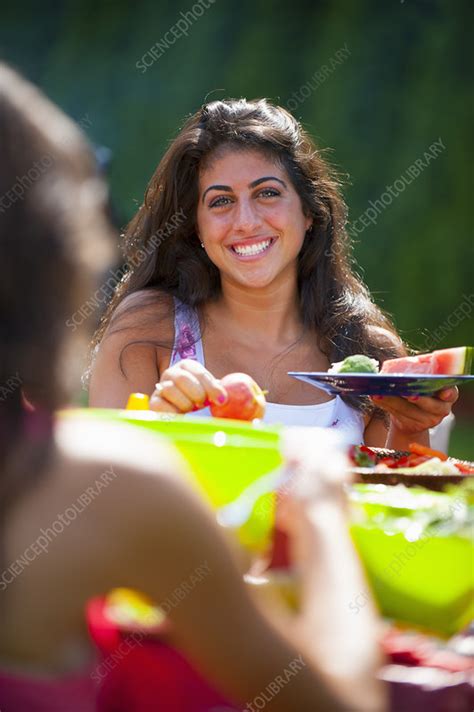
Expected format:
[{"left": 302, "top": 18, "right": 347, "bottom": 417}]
[{"left": 200, "top": 242, "right": 205, "bottom": 248}]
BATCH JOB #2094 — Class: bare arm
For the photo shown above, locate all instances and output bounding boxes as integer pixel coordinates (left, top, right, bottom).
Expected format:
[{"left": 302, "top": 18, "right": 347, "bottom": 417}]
[
  {"left": 41, "top": 417, "right": 385, "bottom": 712},
  {"left": 286, "top": 499, "right": 386, "bottom": 712},
  {"left": 364, "top": 413, "right": 430, "bottom": 448},
  {"left": 88, "top": 333, "right": 160, "bottom": 408},
  {"left": 123, "top": 472, "right": 342, "bottom": 711},
  {"left": 88, "top": 291, "right": 173, "bottom": 408},
  {"left": 113, "top": 435, "right": 386, "bottom": 712},
  {"left": 275, "top": 431, "right": 386, "bottom": 712}
]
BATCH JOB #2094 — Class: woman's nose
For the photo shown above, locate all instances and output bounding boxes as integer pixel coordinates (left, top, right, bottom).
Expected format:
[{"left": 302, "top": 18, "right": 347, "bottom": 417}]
[{"left": 233, "top": 198, "right": 260, "bottom": 233}]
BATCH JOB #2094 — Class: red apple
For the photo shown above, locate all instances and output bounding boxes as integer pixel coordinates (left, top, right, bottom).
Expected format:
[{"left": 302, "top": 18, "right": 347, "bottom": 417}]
[{"left": 210, "top": 372, "right": 266, "bottom": 421}]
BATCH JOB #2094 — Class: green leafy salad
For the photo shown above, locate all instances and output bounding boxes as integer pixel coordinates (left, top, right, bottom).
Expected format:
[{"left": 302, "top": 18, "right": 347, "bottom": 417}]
[{"left": 349, "top": 481, "right": 474, "bottom": 539}]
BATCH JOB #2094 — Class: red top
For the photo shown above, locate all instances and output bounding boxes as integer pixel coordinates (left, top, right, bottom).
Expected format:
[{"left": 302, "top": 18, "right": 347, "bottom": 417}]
[
  {"left": 0, "top": 666, "right": 98, "bottom": 712},
  {"left": 87, "top": 596, "right": 241, "bottom": 712}
]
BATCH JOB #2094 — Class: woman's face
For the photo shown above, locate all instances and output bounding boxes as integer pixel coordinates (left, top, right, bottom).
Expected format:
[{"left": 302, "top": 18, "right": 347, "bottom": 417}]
[{"left": 196, "top": 148, "right": 312, "bottom": 290}]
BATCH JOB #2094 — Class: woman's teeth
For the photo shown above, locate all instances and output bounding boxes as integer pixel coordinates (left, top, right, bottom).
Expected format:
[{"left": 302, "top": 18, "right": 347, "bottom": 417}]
[{"left": 232, "top": 239, "right": 272, "bottom": 256}]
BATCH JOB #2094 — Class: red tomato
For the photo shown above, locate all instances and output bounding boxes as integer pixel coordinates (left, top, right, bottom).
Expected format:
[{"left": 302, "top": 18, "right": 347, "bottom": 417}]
[{"left": 455, "top": 462, "right": 474, "bottom": 474}]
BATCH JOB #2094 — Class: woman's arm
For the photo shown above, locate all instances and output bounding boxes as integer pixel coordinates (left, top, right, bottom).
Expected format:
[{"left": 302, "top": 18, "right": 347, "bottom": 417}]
[
  {"left": 49, "top": 416, "right": 385, "bottom": 712},
  {"left": 88, "top": 291, "right": 173, "bottom": 408},
  {"left": 282, "top": 499, "right": 386, "bottom": 712},
  {"left": 122, "top": 471, "right": 341, "bottom": 711},
  {"left": 115, "top": 432, "right": 386, "bottom": 712},
  {"left": 275, "top": 431, "right": 386, "bottom": 712},
  {"left": 88, "top": 331, "right": 160, "bottom": 408},
  {"left": 364, "top": 412, "right": 430, "bottom": 448}
]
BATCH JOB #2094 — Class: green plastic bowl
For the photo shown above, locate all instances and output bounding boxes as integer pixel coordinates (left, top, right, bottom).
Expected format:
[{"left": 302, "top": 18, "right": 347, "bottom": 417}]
[
  {"left": 349, "top": 484, "right": 474, "bottom": 636},
  {"left": 60, "top": 410, "right": 473, "bottom": 635},
  {"left": 62, "top": 408, "right": 283, "bottom": 551}
]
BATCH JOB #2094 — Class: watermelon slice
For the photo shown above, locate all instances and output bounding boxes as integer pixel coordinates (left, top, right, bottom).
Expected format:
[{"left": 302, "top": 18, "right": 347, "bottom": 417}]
[{"left": 381, "top": 347, "right": 473, "bottom": 375}]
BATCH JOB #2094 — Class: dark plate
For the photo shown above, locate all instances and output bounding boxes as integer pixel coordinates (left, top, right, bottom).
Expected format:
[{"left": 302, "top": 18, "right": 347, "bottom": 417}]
[
  {"left": 351, "top": 468, "right": 471, "bottom": 491},
  {"left": 288, "top": 372, "right": 474, "bottom": 397}
]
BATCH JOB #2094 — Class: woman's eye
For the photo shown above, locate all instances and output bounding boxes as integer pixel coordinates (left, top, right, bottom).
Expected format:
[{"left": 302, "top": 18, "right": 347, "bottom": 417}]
[
  {"left": 258, "top": 188, "right": 280, "bottom": 198},
  {"left": 209, "top": 195, "right": 232, "bottom": 208},
  {"left": 209, "top": 189, "right": 279, "bottom": 208}
]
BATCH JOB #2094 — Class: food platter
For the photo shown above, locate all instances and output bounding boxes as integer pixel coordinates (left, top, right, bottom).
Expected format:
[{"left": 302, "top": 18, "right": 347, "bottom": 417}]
[
  {"left": 288, "top": 371, "right": 474, "bottom": 397},
  {"left": 349, "top": 446, "right": 474, "bottom": 491}
]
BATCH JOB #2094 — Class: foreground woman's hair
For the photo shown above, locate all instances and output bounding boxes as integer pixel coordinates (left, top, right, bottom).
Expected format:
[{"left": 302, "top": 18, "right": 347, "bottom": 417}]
[{"left": 0, "top": 63, "right": 113, "bottom": 512}]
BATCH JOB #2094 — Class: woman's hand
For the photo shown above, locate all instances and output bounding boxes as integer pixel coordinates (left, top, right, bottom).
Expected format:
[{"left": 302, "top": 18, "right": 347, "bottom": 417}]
[
  {"left": 275, "top": 430, "right": 350, "bottom": 560},
  {"left": 149, "top": 358, "right": 227, "bottom": 414},
  {"left": 370, "top": 386, "right": 458, "bottom": 448},
  {"left": 371, "top": 386, "right": 458, "bottom": 433}
]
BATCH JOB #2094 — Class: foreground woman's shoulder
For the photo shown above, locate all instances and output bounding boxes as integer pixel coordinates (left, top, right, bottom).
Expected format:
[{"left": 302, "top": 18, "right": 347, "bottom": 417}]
[
  {"left": 55, "top": 415, "right": 189, "bottom": 492},
  {"left": 53, "top": 417, "right": 212, "bottom": 568}
]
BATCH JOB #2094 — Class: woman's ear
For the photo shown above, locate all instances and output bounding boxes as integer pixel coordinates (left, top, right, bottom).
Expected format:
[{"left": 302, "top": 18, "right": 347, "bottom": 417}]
[{"left": 302, "top": 209, "right": 313, "bottom": 233}]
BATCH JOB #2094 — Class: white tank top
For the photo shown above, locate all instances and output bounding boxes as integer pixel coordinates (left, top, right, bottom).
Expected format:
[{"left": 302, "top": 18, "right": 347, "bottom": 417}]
[{"left": 170, "top": 298, "right": 365, "bottom": 444}]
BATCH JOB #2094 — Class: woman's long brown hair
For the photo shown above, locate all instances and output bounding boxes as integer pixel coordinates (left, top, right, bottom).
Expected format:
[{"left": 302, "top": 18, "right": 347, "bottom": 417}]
[
  {"left": 0, "top": 63, "right": 113, "bottom": 518},
  {"left": 92, "top": 98, "right": 405, "bottom": 411}
]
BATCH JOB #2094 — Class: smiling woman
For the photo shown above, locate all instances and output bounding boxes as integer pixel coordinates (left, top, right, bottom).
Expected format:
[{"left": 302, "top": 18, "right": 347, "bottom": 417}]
[{"left": 88, "top": 98, "right": 458, "bottom": 449}]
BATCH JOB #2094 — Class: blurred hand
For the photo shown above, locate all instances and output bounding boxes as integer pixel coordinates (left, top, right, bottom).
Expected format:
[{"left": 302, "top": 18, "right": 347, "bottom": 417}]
[
  {"left": 370, "top": 386, "right": 458, "bottom": 434},
  {"left": 274, "top": 429, "right": 350, "bottom": 568},
  {"left": 273, "top": 430, "right": 386, "bottom": 712},
  {"left": 149, "top": 359, "right": 227, "bottom": 414}
]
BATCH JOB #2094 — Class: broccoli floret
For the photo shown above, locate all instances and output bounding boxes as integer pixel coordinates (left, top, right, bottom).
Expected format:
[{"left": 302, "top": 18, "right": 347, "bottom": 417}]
[{"left": 329, "top": 354, "right": 380, "bottom": 374}]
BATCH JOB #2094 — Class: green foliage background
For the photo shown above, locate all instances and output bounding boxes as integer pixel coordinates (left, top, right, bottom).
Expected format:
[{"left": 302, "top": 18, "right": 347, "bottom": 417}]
[{"left": 1, "top": 0, "right": 472, "bottom": 349}]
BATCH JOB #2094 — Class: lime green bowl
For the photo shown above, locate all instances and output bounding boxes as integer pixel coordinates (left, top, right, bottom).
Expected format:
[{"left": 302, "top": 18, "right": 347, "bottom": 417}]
[
  {"left": 60, "top": 411, "right": 473, "bottom": 635},
  {"left": 349, "top": 485, "right": 474, "bottom": 636},
  {"left": 62, "top": 408, "right": 283, "bottom": 551}
]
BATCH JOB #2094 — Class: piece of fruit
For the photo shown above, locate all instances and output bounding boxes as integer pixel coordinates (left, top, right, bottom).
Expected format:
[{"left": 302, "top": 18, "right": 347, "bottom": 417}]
[
  {"left": 105, "top": 588, "right": 165, "bottom": 629},
  {"left": 380, "top": 347, "right": 473, "bottom": 375},
  {"left": 408, "top": 442, "right": 448, "bottom": 461},
  {"left": 388, "top": 454, "right": 431, "bottom": 468},
  {"left": 210, "top": 373, "right": 266, "bottom": 421},
  {"left": 329, "top": 354, "right": 379, "bottom": 374},
  {"left": 454, "top": 461, "right": 474, "bottom": 474},
  {"left": 377, "top": 457, "right": 398, "bottom": 468},
  {"left": 126, "top": 392, "right": 150, "bottom": 410},
  {"left": 349, "top": 444, "right": 378, "bottom": 467}
]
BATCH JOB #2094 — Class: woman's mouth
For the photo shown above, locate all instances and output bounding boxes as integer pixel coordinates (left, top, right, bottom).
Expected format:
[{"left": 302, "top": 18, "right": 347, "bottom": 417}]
[{"left": 229, "top": 237, "right": 275, "bottom": 259}]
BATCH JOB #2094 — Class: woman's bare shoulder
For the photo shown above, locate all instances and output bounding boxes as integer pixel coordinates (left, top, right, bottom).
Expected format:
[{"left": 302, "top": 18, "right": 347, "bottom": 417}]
[
  {"left": 54, "top": 415, "right": 193, "bottom": 505},
  {"left": 52, "top": 415, "right": 222, "bottom": 573},
  {"left": 88, "top": 289, "right": 175, "bottom": 406}
]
